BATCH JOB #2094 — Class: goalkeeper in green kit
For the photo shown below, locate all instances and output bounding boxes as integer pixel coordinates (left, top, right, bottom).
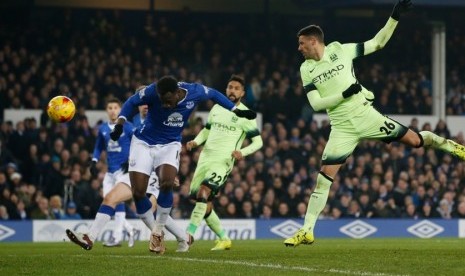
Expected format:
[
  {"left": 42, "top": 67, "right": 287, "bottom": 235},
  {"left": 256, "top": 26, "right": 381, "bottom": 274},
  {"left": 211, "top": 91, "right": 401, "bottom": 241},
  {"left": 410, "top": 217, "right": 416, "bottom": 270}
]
[
  {"left": 285, "top": 0, "right": 465, "bottom": 247},
  {"left": 186, "top": 75, "right": 263, "bottom": 250}
]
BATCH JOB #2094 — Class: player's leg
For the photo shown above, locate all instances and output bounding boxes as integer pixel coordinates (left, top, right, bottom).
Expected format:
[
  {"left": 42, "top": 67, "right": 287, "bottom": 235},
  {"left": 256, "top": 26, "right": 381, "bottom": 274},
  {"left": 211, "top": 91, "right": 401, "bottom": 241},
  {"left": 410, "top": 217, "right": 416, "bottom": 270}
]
[
  {"left": 66, "top": 182, "right": 132, "bottom": 250},
  {"left": 285, "top": 127, "right": 358, "bottom": 247},
  {"left": 150, "top": 142, "right": 181, "bottom": 254},
  {"left": 108, "top": 170, "right": 135, "bottom": 247},
  {"left": 146, "top": 175, "right": 192, "bottom": 253},
  {"left": 128, "top": 136, "right": 155, "bottom": 232},
  {"left": 399, "top": 129, "right": 465, "bottom": 160},
  {"left": 205, "top": 203, "right": 232, "bottom": 251}
]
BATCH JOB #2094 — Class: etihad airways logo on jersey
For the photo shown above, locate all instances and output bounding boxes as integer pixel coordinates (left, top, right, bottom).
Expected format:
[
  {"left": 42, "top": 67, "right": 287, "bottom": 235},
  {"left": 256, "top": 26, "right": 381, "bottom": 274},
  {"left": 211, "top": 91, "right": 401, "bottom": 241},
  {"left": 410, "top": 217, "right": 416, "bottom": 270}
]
[
  {"left": 212, "top": 122, "right": 237, "bottom": 132},
  {"left": 312, "top": 64, "right": 344, "bottom": 84},
  {"left": 163, "top": 112, "right": 184, "bottom": 127}
]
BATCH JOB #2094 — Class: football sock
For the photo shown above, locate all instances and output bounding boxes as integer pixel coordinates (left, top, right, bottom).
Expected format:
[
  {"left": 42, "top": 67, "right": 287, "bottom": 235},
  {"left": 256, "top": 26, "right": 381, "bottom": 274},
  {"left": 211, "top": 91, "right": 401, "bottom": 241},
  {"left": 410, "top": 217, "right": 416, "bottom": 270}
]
[
  {"left": 153, "top": 190, "right": 173, "bottom": 234},
  {"left": 420, "top": 131, "right": 458, "bottom": 153},
  {"left": 187, "top": 202, "right": 207, "bottom": 236},
  {"left": 205, "top": 210, "right": 228, "bottom": 240},
  {"left": 303, "top": 172, "right": 333, "bottom": 234},
  {"left": 135, "top": 197, "right": 155, "bottom": 230},
  {"left": 166, "top": 216, "right": 186, "bottom": 242},
  {"left": 89, "top": 204, "right": 115, "bottom": 241},
  {"left": 113, "top": 203, "right": 125, "bottom": 242}
]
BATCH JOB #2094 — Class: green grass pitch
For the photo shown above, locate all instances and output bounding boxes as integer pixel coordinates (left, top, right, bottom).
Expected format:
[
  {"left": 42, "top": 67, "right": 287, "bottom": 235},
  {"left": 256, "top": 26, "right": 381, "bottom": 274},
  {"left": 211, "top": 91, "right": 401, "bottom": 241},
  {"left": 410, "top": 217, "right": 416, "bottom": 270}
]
[{"left": 1, "top": 238, "right": 464, "bottom": 275}]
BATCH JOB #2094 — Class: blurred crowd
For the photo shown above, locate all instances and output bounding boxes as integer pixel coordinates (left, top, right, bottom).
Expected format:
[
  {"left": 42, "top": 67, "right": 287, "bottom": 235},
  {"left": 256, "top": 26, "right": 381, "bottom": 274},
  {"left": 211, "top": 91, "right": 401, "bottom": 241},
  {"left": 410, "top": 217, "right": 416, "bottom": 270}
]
[{"left": 1, "top": 8, "right": 465, "bottom": 221}]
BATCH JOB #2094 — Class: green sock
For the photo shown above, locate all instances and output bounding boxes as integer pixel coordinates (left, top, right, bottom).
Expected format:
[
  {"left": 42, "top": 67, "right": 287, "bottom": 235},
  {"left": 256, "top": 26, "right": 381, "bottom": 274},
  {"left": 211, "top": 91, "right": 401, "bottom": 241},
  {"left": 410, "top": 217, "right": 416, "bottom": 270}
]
[
  {"left": 303, "top": 173, "right": 332, "bottom": 234},
  {"left": 187, "top": 202, "right": 207, "bottom": 236},
  {"left": 420, "top": 131, "right": 458, "bottom": 153},
  {"left": 205, "top": 210, "right": 228, "bottom": 240}
]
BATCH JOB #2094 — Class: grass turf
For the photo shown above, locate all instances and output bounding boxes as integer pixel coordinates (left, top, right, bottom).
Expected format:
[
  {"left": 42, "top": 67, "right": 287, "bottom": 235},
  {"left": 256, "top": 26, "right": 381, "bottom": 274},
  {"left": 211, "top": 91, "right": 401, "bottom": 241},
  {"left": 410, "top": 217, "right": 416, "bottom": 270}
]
[{"left": 1, "top": 238, "right": 464, "bottom": 275}]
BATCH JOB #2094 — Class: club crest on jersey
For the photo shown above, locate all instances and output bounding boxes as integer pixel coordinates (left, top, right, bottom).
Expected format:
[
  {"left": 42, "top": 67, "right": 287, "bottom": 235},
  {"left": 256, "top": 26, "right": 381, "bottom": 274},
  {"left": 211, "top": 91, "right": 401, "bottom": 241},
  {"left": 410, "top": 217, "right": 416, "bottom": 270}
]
[
  {"left": 186, "top": 101, "right": 194, "bottom": 109},
  {"left": 330, "top": 53, "right": 338, "bottom": 62},
  {"left": 163, "top": 112, "right": 184, "bottom": 127},
  {"left": 231, "top": 116, "right": 238, "bottom": 123}
]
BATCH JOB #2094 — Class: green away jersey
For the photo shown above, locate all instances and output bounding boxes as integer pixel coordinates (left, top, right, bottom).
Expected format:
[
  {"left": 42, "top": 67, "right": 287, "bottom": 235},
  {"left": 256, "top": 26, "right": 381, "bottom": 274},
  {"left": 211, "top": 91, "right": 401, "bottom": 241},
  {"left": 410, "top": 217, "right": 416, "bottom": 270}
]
[
  {"left": 195, "top": 102, "right": 260, "bottom": 160},
  {"left": 300, "top": 41, "right": 372, "bottom": 124}
]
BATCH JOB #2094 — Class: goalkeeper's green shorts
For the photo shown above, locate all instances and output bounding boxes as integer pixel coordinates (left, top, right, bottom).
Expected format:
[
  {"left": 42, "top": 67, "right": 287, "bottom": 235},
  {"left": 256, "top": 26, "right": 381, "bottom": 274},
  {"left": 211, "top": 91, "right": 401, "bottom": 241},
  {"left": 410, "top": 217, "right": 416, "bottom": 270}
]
[
  {"left": 322, "top": 106, "right": 408, "bottom": 165},
  {"left": 189, "top": 157, "right": 233, "bottom": 198}
]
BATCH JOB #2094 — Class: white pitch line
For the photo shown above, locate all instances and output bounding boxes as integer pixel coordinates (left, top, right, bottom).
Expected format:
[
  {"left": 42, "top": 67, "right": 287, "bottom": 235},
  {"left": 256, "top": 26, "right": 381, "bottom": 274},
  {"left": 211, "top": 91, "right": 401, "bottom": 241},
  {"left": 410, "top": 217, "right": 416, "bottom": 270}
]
[
  {"left": 5, "top": 254, "right": 409, "bottom": 276},
  {"left": 111, "top": 255, "right": 409, "bottom": 276}
]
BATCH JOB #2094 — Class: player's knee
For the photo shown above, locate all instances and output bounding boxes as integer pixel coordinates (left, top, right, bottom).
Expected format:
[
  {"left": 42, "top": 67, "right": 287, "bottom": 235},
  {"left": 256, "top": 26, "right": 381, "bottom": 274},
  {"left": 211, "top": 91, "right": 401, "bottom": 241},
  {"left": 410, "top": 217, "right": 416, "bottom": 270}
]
[
  {"left": 413, "top": 132, "right": 424, "bottom": 148},
  {"left": 159, "top": 180, "right": 174, "bottom": 192}
]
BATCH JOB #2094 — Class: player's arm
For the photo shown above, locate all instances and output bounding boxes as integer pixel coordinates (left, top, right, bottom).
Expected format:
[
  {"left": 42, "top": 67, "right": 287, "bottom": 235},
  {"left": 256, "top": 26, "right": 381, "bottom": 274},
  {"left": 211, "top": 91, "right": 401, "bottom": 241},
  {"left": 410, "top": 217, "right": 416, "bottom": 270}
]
[
  {"left": 187, "top": 108, "right": 213, "bottom": 150},
  {"left": 302, "top": 71, "right": 360, "bottom": 111},
  {"left": 198, "top": 84, "right": 256, "bottom": 119},
  {"left": 111, "top": 85, "right": 154, "bottom": 140},
  {"left": 353, "top": 0, "right": 411, "bottom": 58},
  {"left": 90, "top": 128, "right": 105, "bottom": 176},
  {"left": 233, "top": 119, "right": 263, "bottom": 160}
]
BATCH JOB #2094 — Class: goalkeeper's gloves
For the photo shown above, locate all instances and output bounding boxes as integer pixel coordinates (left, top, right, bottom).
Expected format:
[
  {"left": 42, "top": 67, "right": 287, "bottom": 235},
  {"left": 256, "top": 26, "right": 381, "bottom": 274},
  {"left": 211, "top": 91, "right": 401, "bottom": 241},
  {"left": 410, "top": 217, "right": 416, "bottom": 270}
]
[
  {"left": 120, "top": 161, "right": 129, "bottom": 174},
  {"left": 391, "top": 0, "right": 412, "bottom": 21},
  {"left": 110, "top": 124, "right": 123, "bottom": 141},
  {"left": 233, "top": 109, "right": 257, "bottom": 120},
  {"left": 342, "top": 83, "right": 362, "bottom": 99},
  {"left": 89, "top": 160, "right": 98, "bottom": 177}
]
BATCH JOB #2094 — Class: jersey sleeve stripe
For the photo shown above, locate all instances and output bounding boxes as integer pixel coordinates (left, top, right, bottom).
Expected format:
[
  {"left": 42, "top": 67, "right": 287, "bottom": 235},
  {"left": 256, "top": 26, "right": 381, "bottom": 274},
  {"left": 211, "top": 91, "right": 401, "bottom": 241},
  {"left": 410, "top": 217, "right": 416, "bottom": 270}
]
[
  {"left": 246, "top": 129, "right": 260, "bottom": 139},
  {"left": 205, "top": 122, "right": 211, "bottom": 129},
  {"left": 356, "top": 43, "right": 364, "bottom": 58}
]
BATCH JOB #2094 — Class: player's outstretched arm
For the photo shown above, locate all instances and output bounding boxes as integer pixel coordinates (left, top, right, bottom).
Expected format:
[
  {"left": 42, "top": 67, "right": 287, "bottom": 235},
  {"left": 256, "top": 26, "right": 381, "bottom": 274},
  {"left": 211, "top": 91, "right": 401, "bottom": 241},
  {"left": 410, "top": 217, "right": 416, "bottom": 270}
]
[
  {"left": 202, "top": 85, "right": 257, "bottom": 119},
  {"left": 362, "top": 0, "right": 412, "bottom": 56},
  {"left": 307, "top": 84, "right": 361, "bottom": 111}
]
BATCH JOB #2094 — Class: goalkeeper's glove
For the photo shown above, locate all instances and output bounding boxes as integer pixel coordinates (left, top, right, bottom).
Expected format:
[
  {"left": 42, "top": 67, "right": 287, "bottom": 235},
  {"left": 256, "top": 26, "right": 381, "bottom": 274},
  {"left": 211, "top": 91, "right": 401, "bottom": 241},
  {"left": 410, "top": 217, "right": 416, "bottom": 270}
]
[
  {"left": 233, "top": 109, "right": 257, "bottom": 120},
  {"left": 391, "top": 0, "right": 412, "bottom": 21},
  {"left": 110, "top": 124, "right": 123, "bottom": 141},
  {"left": 120, "top": 161, "right": 129, "bottom": 174},
  {"left": 342, "top": 83, "right": 362, "bottom": 99},
  {"left": 89, "top": 160, "right": 98, "bottom": 177}
]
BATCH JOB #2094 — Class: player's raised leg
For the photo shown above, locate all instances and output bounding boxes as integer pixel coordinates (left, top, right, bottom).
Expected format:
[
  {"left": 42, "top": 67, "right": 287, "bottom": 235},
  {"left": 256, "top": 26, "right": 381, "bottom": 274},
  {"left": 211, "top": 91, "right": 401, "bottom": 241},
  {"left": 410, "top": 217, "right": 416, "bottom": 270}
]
[{"left": 66, "top": 183, "right": 132, "bottom": 250}]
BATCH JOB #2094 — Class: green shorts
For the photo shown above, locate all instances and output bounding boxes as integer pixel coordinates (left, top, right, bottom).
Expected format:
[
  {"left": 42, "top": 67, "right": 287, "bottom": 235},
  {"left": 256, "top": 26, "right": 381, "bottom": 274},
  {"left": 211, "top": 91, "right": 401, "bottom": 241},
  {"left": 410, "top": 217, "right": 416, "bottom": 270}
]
[
  {"left": 322, "top": 106, "right": 408, "bottom": 165},
  {"left": 189, "top": 157, "right": 233, "bottom": 199}
]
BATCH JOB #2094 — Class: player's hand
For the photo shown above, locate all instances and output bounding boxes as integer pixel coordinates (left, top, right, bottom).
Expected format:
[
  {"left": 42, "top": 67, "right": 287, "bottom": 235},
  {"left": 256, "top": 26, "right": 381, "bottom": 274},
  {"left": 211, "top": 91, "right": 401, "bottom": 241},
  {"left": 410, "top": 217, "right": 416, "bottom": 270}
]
[
  {"left": 391, "top": 0, "right": 412, "bottom": 21},
  {"left": 120, "top": 161, "right": 129, "bottom": 174},
  {"left": 186, "top": 141, "right": 197, "bottom": 151},
  {"left": 233, "top": 109, "right": 257, "bottom": 120},
  {"left": 231, "top": 150, "right": 244, "bottom": 161},
  {"left": 342, "top": 83, "right": 362, "bottom": 98},
  {"left": 89, "top": 160, "right": 98, "bottom": 177},
  {"left": 174, "top": 177, "right": 180, "bottom": 187},
  {"left": 110, "top": 124, "right": 123, "bottom": 141}
]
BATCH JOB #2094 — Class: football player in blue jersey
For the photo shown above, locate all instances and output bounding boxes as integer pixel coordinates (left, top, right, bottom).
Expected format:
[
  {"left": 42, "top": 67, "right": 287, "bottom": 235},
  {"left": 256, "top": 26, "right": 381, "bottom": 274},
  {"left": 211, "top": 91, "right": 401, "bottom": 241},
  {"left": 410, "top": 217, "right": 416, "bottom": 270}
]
[
  {"left": 110, "top": 76, "right": 256, "bottom": 254},
  {"left": 66, "top": 97, "right": 192, "bottom": 252}
]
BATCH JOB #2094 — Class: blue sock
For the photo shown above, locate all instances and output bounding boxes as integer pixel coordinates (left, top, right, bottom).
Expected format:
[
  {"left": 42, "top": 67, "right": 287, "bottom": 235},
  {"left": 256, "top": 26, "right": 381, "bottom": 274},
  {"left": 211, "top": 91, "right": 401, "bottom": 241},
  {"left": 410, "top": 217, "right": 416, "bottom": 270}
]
[
  {"left": 115, "top": 203, "right": 125, "bottom": 212},
  {"left": 98, "top": 204, "right": 116, "bottom": 216},
  {"left": 157, "top": 190, "right": 173, "bottom": 208},
  {"left": 135, "top": 197, "right": 152, "bottom": 214}
]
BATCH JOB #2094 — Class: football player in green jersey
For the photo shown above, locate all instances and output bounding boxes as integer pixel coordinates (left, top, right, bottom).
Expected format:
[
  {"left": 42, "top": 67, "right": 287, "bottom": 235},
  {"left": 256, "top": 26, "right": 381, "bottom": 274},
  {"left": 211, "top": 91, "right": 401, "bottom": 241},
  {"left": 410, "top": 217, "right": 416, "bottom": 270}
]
[
  {"left": 285, "top": 0, "right": 465, "bottom": 247},
  {"left": 186, "top": 75, "right": 263, "bottom": 250}
]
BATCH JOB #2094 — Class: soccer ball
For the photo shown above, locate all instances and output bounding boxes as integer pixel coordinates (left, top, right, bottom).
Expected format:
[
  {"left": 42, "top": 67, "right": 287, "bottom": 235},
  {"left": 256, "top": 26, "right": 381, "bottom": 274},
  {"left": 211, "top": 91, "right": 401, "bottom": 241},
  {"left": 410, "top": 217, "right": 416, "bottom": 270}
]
[{"left": 47, "top": 96, "right": 76, "bottom": 123}]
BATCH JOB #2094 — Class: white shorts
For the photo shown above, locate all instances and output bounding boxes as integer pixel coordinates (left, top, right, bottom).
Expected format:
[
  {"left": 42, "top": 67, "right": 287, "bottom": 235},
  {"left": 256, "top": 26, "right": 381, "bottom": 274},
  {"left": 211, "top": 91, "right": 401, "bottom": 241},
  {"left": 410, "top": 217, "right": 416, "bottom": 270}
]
[
  {"left": 146, "top": 172, "right": 160, "bottom": 198},
  {"left": 129, "top": 136, "right": 181, "bottom": 175},
  {"left": 102, "top": 169, "right": 130, "bottom": 197}
]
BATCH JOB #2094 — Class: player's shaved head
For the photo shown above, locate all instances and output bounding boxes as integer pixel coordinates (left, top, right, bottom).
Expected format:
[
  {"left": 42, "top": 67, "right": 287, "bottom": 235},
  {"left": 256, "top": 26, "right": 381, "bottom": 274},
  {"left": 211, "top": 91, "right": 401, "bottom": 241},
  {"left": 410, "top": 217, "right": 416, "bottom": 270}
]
[
  {"left": 297, "top": 25, "right": 324, "bottom": 43},
  {"left": 157, "top": 76, "right": 179, "bottom": 95}
]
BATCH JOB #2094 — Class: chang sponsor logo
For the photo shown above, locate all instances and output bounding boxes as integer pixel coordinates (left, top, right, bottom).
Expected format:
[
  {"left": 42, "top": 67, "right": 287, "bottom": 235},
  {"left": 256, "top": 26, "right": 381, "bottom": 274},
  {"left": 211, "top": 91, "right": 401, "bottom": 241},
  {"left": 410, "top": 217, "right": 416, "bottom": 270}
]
[
  {"left": 340, "top": 220, "right": 377, "bottom": 239},
  {"left": 163, "top": 112, "right": 184, "bottom": 127},
  {"left": 407, "top": 220, "right": 444, "bottom": 238},
  {"left": 270, "top": 220, "right": 302, "bottom": 238}
]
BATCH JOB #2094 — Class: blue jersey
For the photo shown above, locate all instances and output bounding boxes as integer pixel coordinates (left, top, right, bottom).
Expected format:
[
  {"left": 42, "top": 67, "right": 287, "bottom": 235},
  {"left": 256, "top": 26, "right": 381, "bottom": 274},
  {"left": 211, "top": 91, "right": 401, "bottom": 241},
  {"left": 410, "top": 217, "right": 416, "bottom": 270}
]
[
  {"left": 92, "top": 122, "right": 134, "bottom": 173},
  {"left": 119, "top": 82, "right": 235, "bottom": 145}
]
